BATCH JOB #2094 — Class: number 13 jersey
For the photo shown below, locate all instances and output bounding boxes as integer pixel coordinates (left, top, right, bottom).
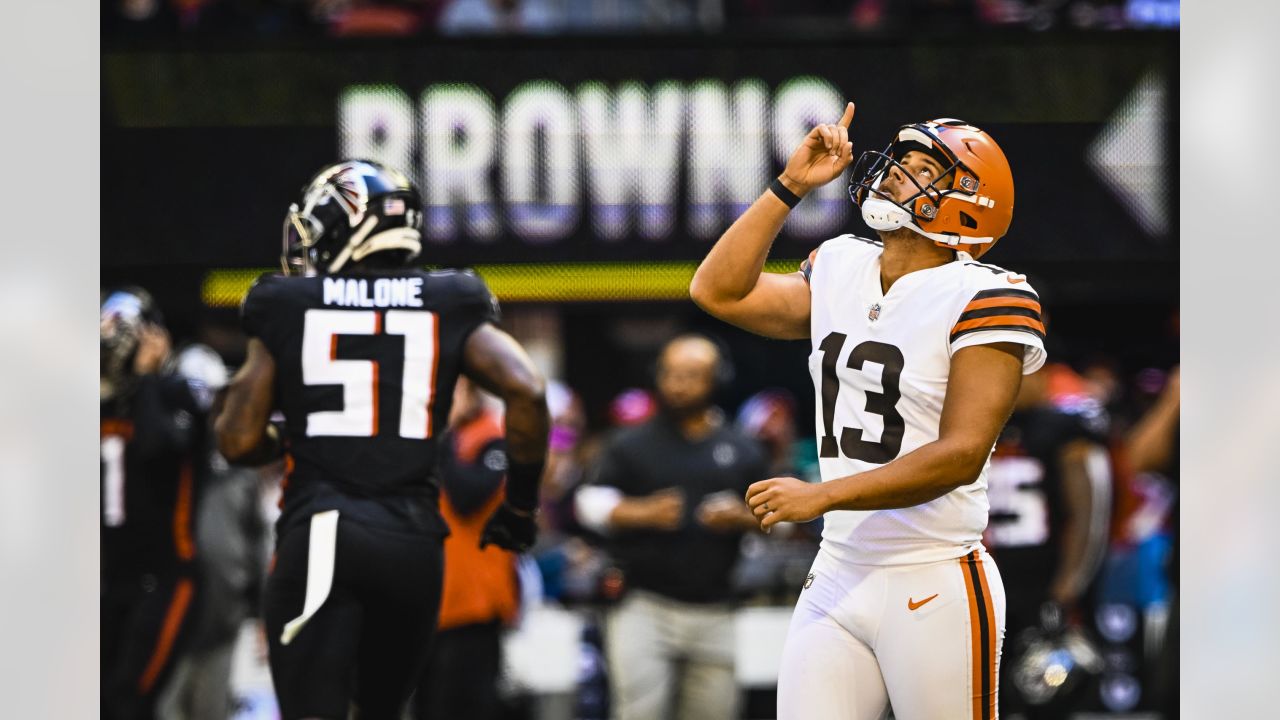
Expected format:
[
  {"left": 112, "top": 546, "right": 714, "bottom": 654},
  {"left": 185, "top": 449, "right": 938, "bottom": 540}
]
[{"left": 801, "top": 235, "right": 1047, "bottom": 566}]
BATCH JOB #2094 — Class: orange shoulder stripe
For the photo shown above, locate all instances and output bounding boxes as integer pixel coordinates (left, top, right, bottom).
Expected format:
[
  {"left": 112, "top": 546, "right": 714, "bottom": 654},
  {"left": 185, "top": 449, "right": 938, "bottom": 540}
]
[
  {"left": 951, "top": 315, "right": 1046, "bottom": 336},
  {"left": 961, "top": 296, "right": 1041, "bottom": 314}
]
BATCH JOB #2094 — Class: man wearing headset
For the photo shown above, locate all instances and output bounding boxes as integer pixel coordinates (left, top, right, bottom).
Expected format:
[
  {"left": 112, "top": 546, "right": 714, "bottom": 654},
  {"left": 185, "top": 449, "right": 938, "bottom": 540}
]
[
  {"left": 691, "top": 103, "right": 1045, "bottom": 719},
  {"left": 574, "top": 334, "right": 767, "bottom": 720}
]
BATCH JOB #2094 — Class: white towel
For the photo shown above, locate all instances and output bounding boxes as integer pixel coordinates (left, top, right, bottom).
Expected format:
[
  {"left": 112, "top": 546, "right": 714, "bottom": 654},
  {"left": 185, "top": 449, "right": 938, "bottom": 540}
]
[{"left": 280, "top": 510, "right": 340, "bottom": 645}]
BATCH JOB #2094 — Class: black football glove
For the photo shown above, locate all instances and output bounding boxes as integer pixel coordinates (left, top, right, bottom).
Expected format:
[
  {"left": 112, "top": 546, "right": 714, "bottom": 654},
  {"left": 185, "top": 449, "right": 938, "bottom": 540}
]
[{"left": 480, "top": 502, "right": 538, "bottom": 553}]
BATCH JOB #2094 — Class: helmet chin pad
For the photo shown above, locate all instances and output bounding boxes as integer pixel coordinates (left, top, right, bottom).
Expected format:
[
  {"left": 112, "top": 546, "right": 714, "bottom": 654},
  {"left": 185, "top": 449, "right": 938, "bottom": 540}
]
[{"left": 861, "top": 197, "right": 913, "bottom": 232}]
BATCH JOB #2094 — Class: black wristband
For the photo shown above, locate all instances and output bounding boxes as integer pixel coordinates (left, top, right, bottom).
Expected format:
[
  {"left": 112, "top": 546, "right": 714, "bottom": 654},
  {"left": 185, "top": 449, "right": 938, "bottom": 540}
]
[
  {"left": 505, "top": 460, "right": 545, "bottom": 512},
  {"left": 768, "top": 177, "right": 802, "bottom": 209}
]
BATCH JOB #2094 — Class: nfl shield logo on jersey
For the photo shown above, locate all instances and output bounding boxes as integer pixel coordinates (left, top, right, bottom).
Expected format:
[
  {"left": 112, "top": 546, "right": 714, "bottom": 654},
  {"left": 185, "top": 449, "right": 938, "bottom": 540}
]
[
  {"left": 803, "top": 573, "right": 815, "bottom": 590},
  {"left": 868, "top": 303, "right": 882, "bottom": 322}
]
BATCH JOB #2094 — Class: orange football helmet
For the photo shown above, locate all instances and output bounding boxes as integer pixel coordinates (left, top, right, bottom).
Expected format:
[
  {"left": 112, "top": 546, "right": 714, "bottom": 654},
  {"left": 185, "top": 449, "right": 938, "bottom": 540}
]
[{"left": 848, "top": 119, "right": 1014, "bottom": 259}]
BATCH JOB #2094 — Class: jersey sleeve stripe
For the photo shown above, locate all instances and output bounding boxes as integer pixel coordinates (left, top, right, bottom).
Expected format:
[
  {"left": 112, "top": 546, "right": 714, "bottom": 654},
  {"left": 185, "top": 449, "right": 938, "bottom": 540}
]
[
  {"left": 950, "top": 320, "right": 1046, "bottom": 343},
  {"left": 960, "top": 296, "right": 1042, "bottom": 314},
  {"left": 971, "top": 287, "right": 1039, "bottom": 302},
  {"left": 952, "top": 315, "right": 1045, "bottom": 336},
  {"left": 957, "top": 306, "right": 1042, "bottom": 323}
]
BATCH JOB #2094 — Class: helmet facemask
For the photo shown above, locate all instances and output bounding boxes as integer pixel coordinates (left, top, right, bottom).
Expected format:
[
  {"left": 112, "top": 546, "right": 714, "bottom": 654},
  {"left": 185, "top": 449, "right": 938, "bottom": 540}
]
[
  {"left": 100, "top": 289, "right": 157, "bottom": 401},
  {"left": 281, "top": 203, "right": 321, "bottom": 277}
]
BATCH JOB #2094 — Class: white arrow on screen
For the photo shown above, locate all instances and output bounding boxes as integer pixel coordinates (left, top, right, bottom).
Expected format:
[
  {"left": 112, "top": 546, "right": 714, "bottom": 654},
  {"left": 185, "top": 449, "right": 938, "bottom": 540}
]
[{"left": 1087, "top": 69, "right": 1169, "bottom": 238}]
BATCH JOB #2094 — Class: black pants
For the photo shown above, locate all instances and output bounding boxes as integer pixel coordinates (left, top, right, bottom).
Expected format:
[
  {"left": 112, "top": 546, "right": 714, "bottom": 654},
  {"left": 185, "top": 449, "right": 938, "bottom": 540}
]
[
  {"left": 413, "top": 621, "right": 504, "bottom": 720},
  {"left": 101, "top": 573, "right": 199, "bottom": 720},
  {"left": 263, "top": 515, "right": 444, "bottom": 720}
]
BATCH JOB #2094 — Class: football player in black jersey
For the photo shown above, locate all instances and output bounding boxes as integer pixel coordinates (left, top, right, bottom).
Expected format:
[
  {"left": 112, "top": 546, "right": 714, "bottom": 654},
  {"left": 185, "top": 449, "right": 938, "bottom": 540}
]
[
  {"left": 101, "top": 287, "right": 211, "bottom": 720},
  {"left": 986, "top": 364, "right": 1112, "bottom": 718},
  {"left": 214, "top": 160, "right": 548, "bottom": 720}
]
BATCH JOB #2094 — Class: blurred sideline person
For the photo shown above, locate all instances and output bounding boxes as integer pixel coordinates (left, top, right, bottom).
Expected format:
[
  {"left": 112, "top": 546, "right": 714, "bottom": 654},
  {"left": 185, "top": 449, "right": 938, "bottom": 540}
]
[
  {"left": 691, "top": 104, "right": 1045, "bottom": 719},
  {"left": 413, "top": 376, "right": 520, "bottom": 720},
  {"left": 215, "top": 160, "right": 548, "bottom": 720},
  {"left": 735, "top": 389, "right": 802, "bottom": 478},
  {"left": 158, "top": 344, "right": 271, "bottom": 720},
  {"left": 731, "top": 389, "right": 822, "bottom": 603},
  {"left": 987, "top": 363, "right": 1112, "bottom": 718},
  {"left": 101, "top": 288, "right": 211, "bottom": 720},
  {"left": 1125, "top": 365, "right": 1178, "bottom": 718},
  {"left": 575, "top": 335, "right": 767, "bottom": 720}
]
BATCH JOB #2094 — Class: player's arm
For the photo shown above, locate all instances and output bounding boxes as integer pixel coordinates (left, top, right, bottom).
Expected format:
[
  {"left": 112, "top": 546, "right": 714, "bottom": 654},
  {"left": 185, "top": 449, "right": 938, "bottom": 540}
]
[
  {"left": 214, "top": 338, "right": 283, "bottom": 466},
  {"left": 573, "top": 439, "right": 684, "bottom": 534},
  {"left": 576, "top": 487, "right": 686, "bottom": 532},
  {"left": 688, "top": 196, "right": 813, "bottom": 340},
  {"left": 689, "top": 102, "right": 856, "bottom": 340},
  {"left": 747, "top": 343, "right": 1024, "bottom": 529},
  {"left": 461, "top": 323, "right": 549, "bottom": 512},
  {"left": 1049, "top": 438, "right": 1112, "bottom": 606}
]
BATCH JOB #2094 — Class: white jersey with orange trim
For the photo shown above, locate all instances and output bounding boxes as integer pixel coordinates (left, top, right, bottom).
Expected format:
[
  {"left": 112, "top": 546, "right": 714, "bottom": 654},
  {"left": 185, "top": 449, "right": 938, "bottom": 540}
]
[{"left": 800, "top": 234, "right": 1046, "bottom": 566}]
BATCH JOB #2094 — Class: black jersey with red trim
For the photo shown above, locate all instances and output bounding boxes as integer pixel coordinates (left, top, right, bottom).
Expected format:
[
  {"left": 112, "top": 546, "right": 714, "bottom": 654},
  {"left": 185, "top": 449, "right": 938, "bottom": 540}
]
[
  {"left": 984, "top": 406, "right": 1106, "bottom": 593},
  {"left": 241, "top": 269, "right": 498, "bottom": 534},
  {"left": 101, "top": 373, "right": 208, "bottom": 580}
]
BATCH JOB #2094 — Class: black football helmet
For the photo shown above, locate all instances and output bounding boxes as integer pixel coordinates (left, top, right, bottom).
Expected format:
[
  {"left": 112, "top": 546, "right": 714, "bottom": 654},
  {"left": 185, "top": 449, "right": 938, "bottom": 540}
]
[
  {"left": 282, "top": 160, "right": 423, "bottom": 276},
  {"left": 100, "top": 286, "right": 164, "bottom": 400}
]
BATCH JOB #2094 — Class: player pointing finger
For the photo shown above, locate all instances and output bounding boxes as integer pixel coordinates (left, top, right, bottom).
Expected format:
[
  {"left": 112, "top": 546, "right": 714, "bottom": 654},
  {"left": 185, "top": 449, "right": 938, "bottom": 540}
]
[{"left": 778, "top": 101, "right": 856, "bottom": 198}]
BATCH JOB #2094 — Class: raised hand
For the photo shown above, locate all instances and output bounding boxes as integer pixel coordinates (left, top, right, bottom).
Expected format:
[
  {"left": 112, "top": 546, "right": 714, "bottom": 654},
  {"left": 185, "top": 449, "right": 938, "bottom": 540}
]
[{"left": 779, "top": 102, "right": 856, "bottom": 197}]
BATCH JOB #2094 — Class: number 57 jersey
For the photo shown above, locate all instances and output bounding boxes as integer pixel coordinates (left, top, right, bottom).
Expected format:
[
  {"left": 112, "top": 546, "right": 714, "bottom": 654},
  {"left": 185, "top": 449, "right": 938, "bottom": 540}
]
[
  {"left": 801, "top": 235, "right": 1046, "bottom": 566},
  {"left": 241, "top": 269, "right": 499, "bottom": 503}
]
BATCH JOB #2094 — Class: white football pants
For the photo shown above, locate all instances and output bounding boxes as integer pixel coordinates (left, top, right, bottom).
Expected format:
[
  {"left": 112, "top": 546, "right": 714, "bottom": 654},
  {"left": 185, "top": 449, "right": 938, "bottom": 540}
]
[{"left": 777, "top": 547, "right": 1005, "bottom": 720}]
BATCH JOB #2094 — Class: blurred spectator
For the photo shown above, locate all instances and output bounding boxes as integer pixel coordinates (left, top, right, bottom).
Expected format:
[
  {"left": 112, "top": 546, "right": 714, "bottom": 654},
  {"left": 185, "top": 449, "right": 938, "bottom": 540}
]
[
  {"left": 531, "top": 380, "right": 611, "bottom": 604},
  {"left": 320, "top": 0, "right": 447, "bottom": 36},
  {"left": 574, "top": 335, "right": 766, "bottom": 720},
  {"left": 101, "top": 288, "right": 212, "bottom": 720},
  {"left": 637, "top": 0, "right": 724, "bottom": 29},
  {"left": 412, "top": 376, "right": 521, "bottom": 720},
  {"left": 987, "top": 363, "right": 1113, "bottom": 717},
  {"left": 438, "top": 0, "right": 563, "bottom": 34},
  {"left": 730, "top": 389, "right": 820, "bottom": 603},
  {"left": 1125, "top": 365, "right": 1178, "bottom": 476},
  {"left": 157, "top": 345, "right": 271, "bottom": 720},
  {"left": 1124, "top": 364, "right": 1178, "bottom": 717},
  {"left": 734, "top": 388, "right": 799, "bottom": 477},
  {"left": 102, "top": 0, "right": 1171, "bottom": 35},
  {"left": 542, "top": 379, "right": 588, "bottom": 505},
  {"left": 105, "top": 0, "right": 180, "bottom": 35},
  {"left": 608, "top": 387, "right": 658, "bottom": 428}
]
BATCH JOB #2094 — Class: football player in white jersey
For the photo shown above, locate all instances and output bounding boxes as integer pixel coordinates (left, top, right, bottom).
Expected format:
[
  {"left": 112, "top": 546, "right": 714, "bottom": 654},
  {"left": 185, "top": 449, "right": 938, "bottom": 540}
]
[{"left": 690, "top": 103, "right": 1044, "bottom": 720}]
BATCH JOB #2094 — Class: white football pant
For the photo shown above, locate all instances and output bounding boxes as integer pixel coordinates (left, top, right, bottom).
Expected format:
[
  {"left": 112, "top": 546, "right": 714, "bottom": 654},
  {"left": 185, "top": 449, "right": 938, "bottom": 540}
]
[{"left": 777, "top": 547, "right": 1005, "bottom": 720}]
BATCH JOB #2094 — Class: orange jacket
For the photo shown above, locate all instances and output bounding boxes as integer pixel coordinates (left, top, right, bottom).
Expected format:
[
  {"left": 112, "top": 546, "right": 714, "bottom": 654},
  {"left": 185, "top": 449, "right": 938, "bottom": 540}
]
[{"left": 437, "top": 412, "right": 519, "bottom": 630}]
